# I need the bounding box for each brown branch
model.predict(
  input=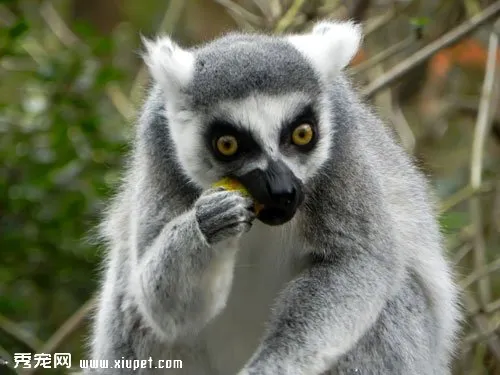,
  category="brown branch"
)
[39,1,80,47]
[460,257,500,290]
[248,0,281,22]
[214,0,263,27]
[439,182,494,214]
[463,293,500,362]
[468,296,500,317]
[129,0,186,104]
[446,224,474,254]
[0,314,43,352]
[351,36,414,75]
[362,0,413,38]
[38,0,134,121]
[0,344,19,374]
[452,242,473,266]
[274,0,307,34]
[469,21,500,307]
[23,296,97,375]
[389,97,415,153]
[361,1,500,99]
[471,23,500,195]
[463,321,500,346]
